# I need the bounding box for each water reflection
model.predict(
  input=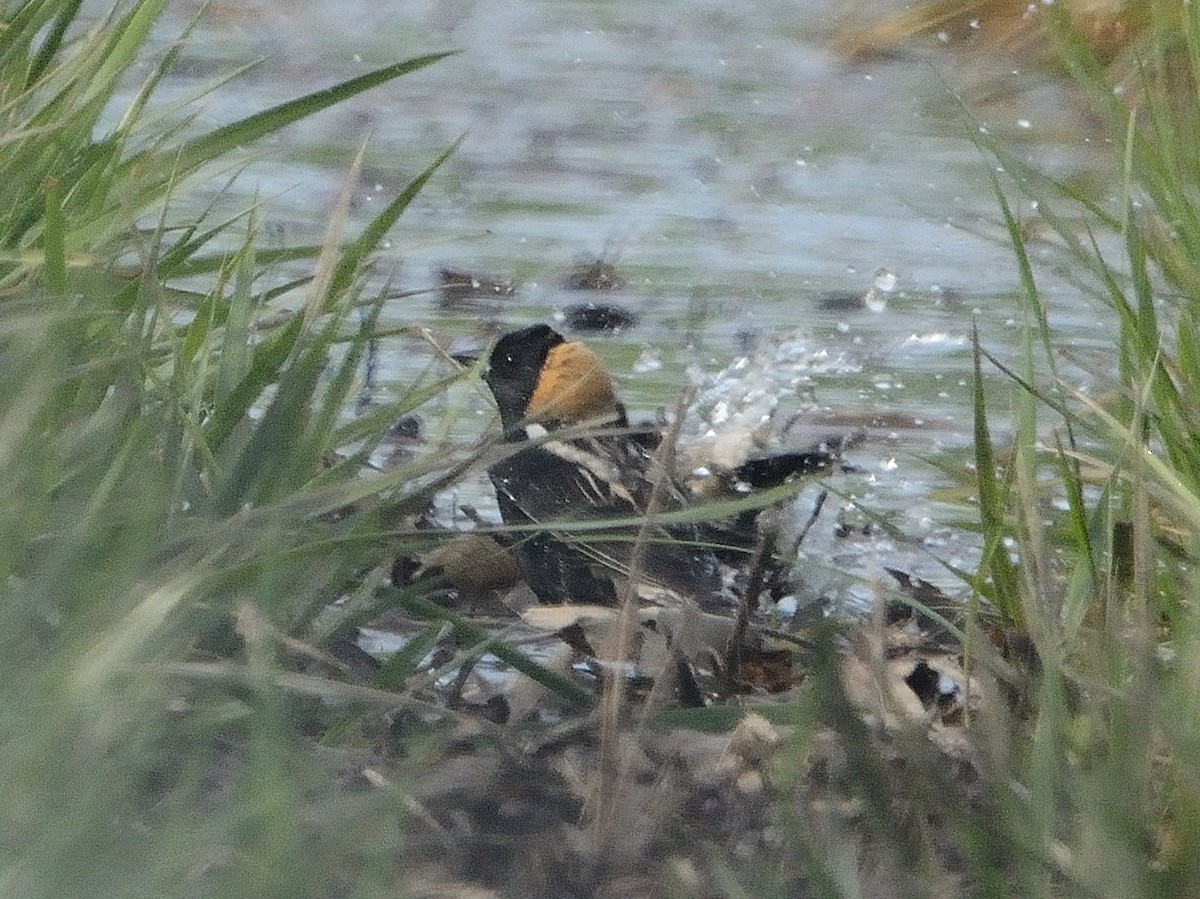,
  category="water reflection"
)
[138,0,1121,593]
